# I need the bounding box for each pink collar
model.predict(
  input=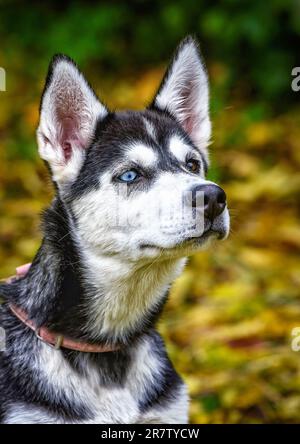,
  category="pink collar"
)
[4,264,119,353]
[9,303,119,353]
